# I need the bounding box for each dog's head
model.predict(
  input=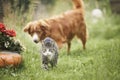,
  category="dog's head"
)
[23,20,50,43]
